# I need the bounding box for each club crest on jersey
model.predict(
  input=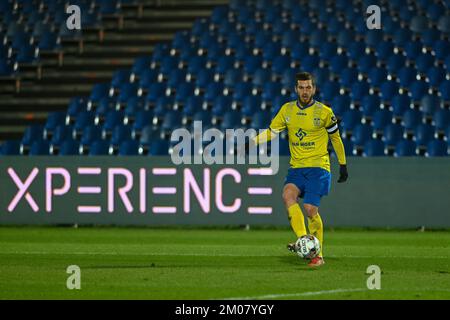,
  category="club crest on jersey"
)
[295,128,307,141]
[313,117,321,127]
